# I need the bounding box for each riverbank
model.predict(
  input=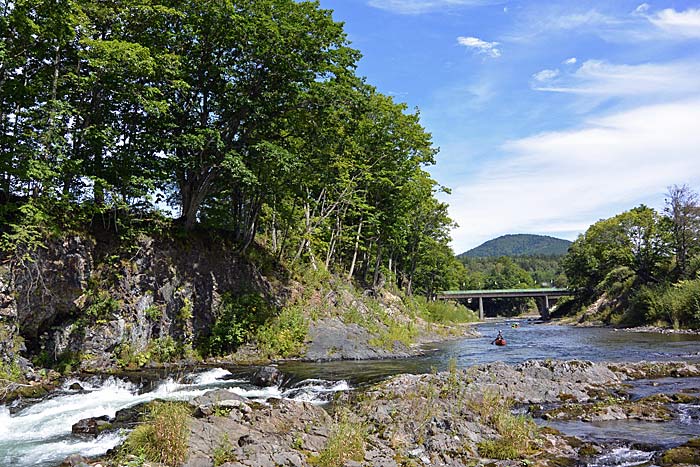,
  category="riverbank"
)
[0,230,479,403]
[49,359,700,467]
